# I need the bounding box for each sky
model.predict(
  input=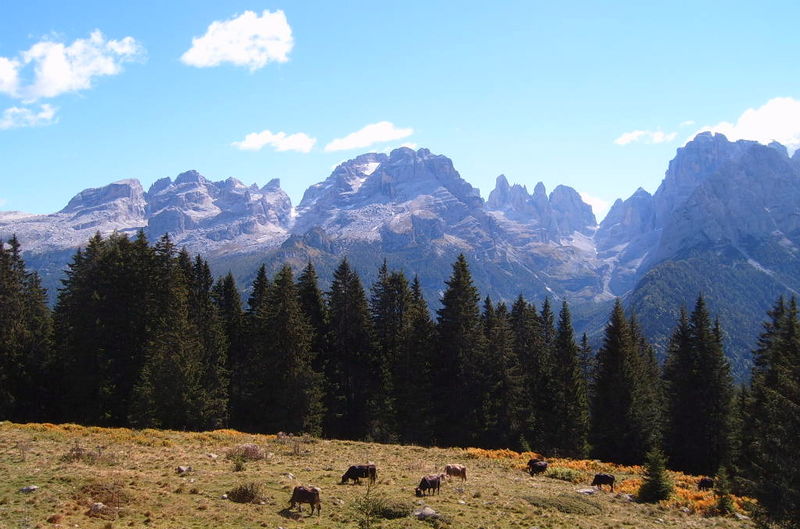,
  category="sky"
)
[2,1,800,220]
